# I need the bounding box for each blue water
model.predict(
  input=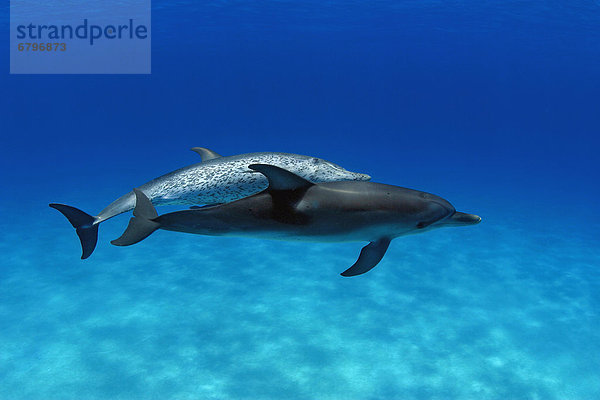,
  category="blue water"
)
[1,1,600,399]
